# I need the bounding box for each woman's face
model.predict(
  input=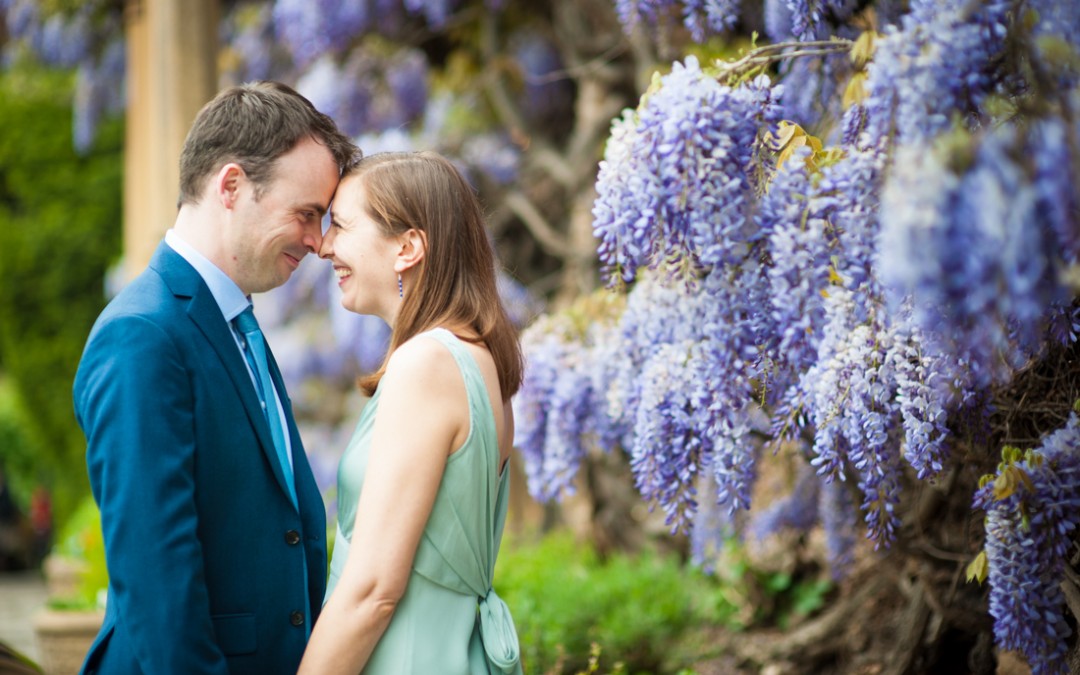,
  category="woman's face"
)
[320,175,401,320]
